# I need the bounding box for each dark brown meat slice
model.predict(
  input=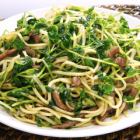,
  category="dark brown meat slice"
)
[25,46,36,57]
[33,35,41,43]
[71,77,81,87]
[30,33,41,43]
[115,57,127,68]
[53,121,78,129]
[99,109,115,121]
[130,87,138,97]
[124,87,138,97]
[52,91,70,111]
[0,48,17,60]
[107,47,119,58]
[125,76,137,83]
